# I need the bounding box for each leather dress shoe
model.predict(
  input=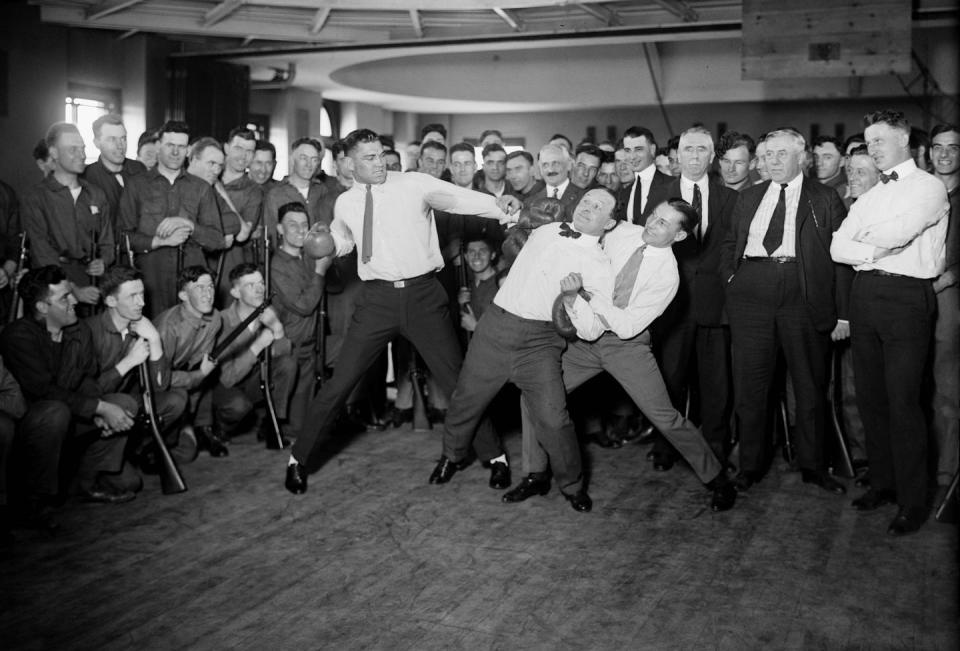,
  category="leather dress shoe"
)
[488,461,511,490]
[428,456,468,484]
[801,469,846,495]
[81,487,136,504]
[196,425,229,458]
[707,475,737,512]
[852,488,897,511]
[651,450,676,472]
[562,490,593,513]
[502,474,551,503]
[734,471,761,491]
[887,506,926,537]
[285,462,308,494]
